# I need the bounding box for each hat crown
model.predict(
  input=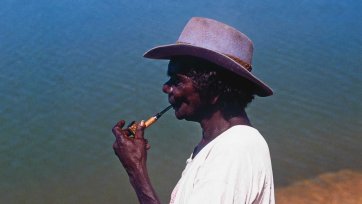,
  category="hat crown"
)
[178,17,253,66]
